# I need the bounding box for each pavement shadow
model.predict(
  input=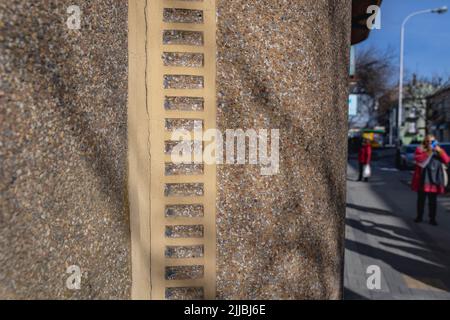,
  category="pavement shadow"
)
[343,287,369,300]
[346,218,427,249]
[346,203,393,216]
[346,238,450,291]
[346,155,450,296]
